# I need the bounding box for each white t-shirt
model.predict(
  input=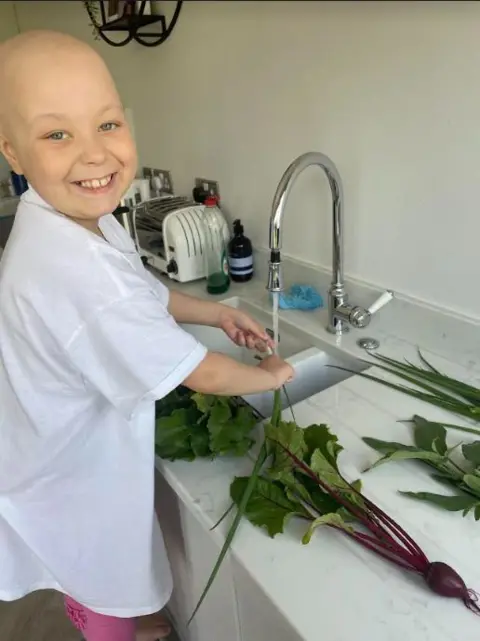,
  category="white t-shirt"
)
[0,188,207,616]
